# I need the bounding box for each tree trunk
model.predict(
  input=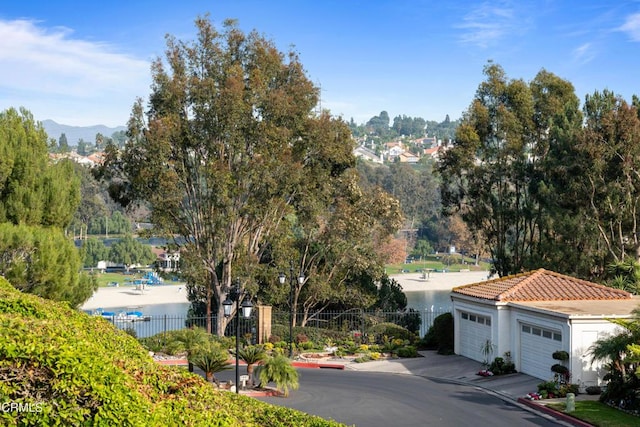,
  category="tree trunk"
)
[247,363,254,386]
